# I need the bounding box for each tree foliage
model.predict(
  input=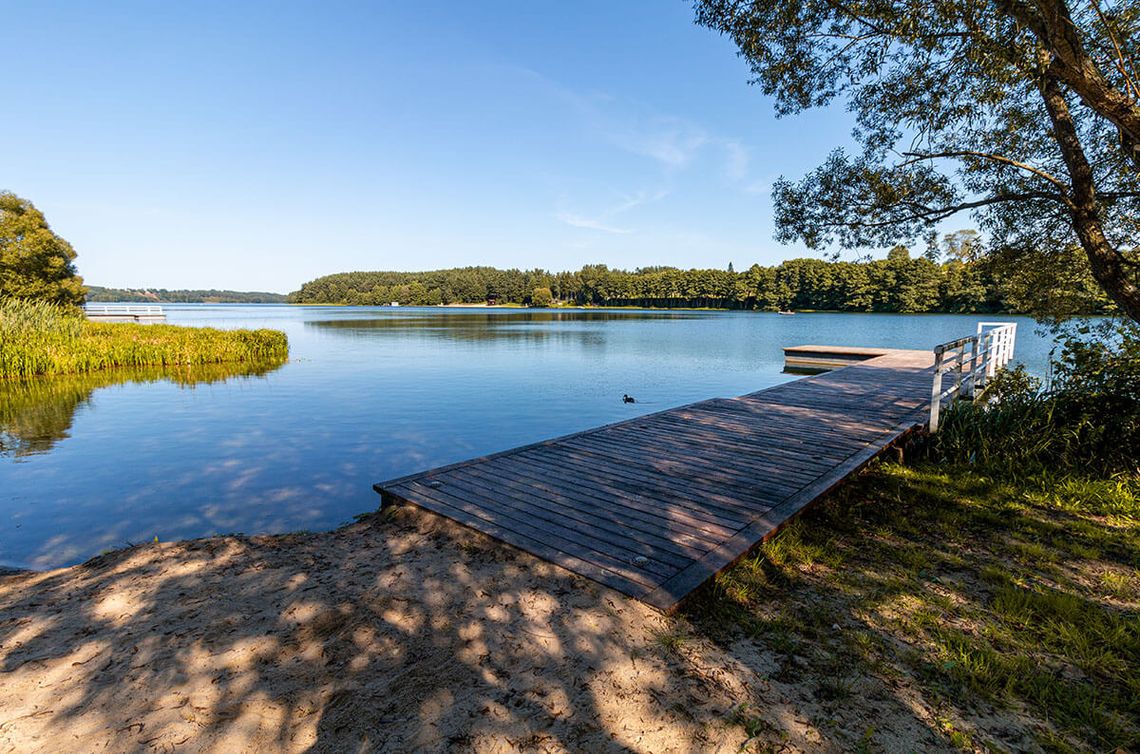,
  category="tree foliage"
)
[85,287,287,304]
[0,192,86,307]
[287,244,1110,315]
[530,287,554,307]
[694,0,1140,323]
